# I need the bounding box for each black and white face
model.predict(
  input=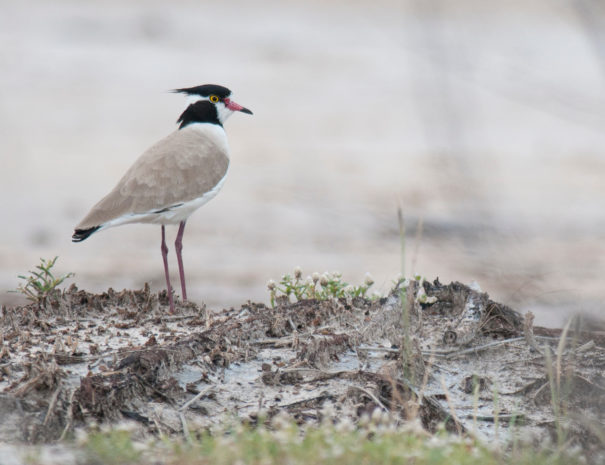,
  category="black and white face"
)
[185,93,252,125]
[174,84,252,129]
